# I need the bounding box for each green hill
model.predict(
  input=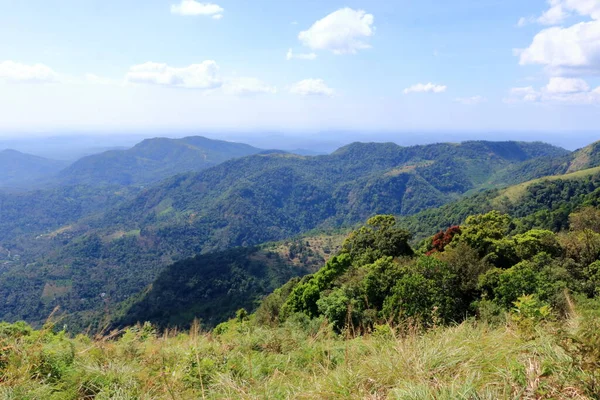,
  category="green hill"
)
[56,136,263,187]
[0,140,578,327]
[0,150,68,190]
[490,140,600,186]
[113,234,345,330]
[113,166,600,330]
[2,204,600,398]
